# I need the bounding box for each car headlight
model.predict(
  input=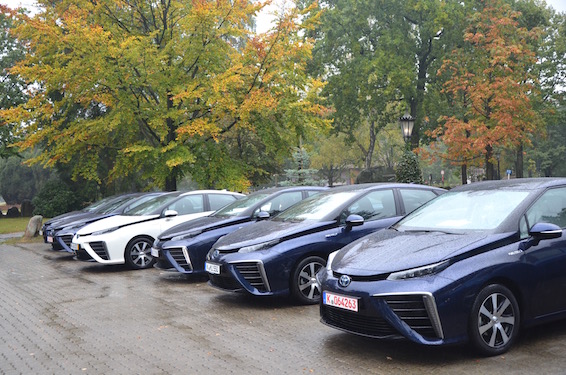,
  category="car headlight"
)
[91,227,119,236]
[326,250,339,272]
[387,260,450,280]
[238,239,279,253]
[171,230,202,241]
